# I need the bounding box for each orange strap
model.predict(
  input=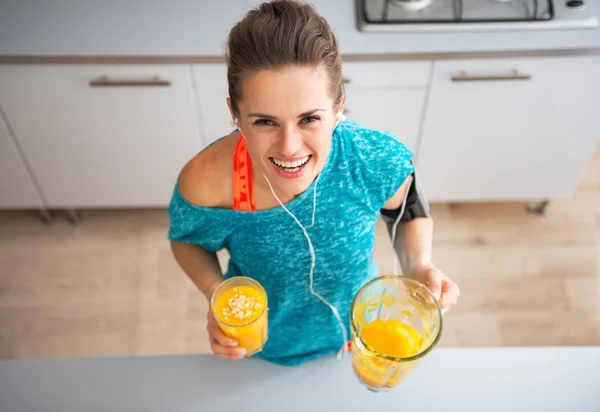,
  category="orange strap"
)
[233,137,256,212]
